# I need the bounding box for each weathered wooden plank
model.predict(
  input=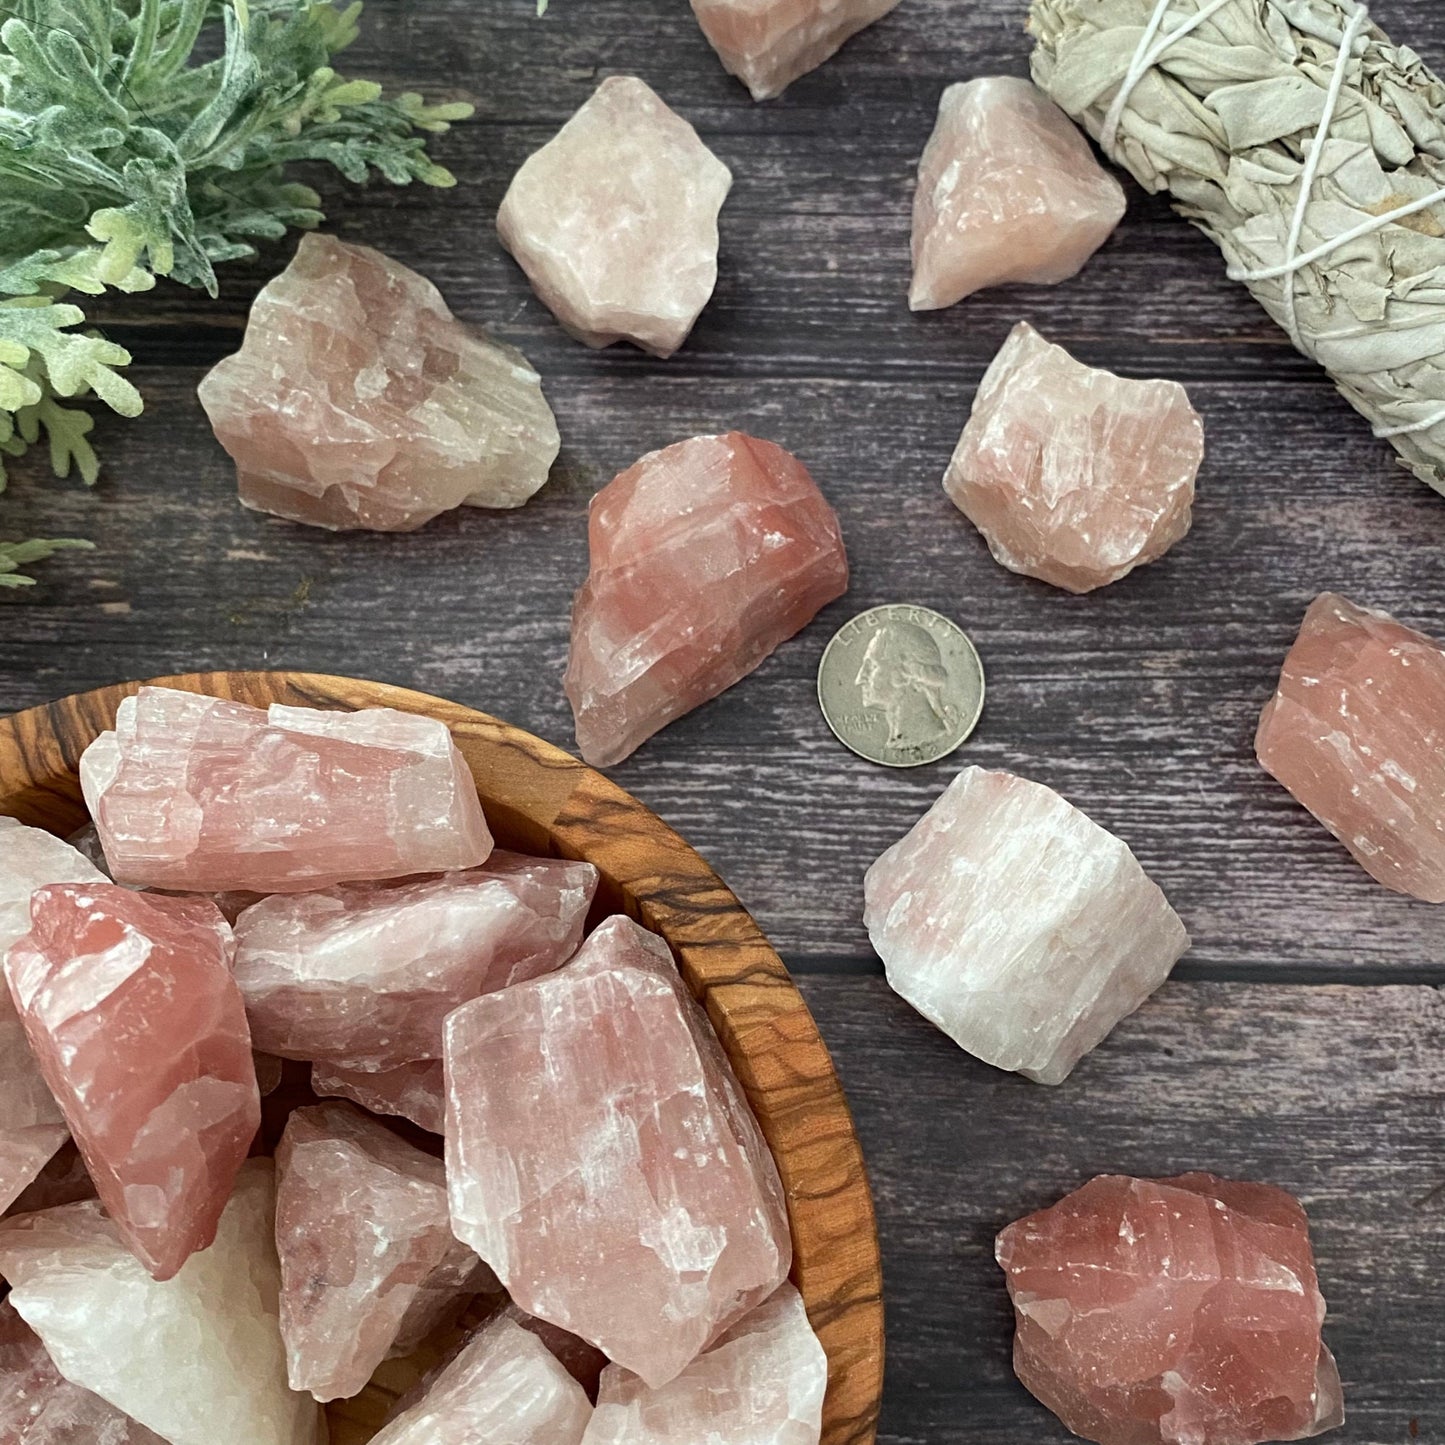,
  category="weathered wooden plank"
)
[797,975,1445,1444]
